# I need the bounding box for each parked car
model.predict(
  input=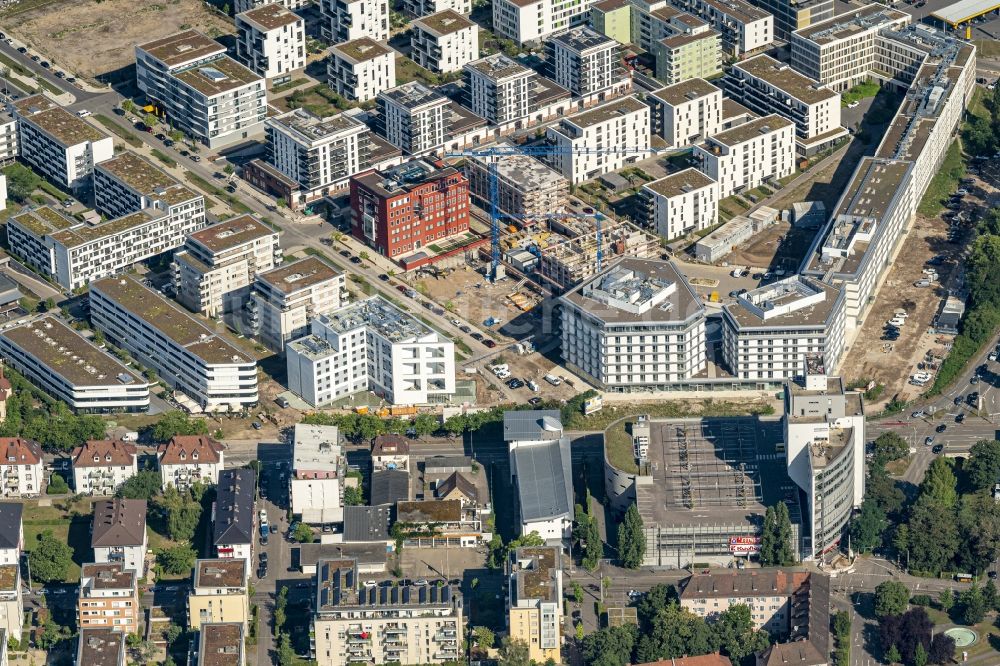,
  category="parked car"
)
[936,424,947,433]
[956,413,966,423]
[483,339,497,348]
[924,436,935,446]
[932,444,944,454]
